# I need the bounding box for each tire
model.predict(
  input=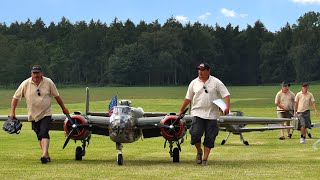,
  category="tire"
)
[117,154,123,165]
[75,146,83,160]
[172,147,179,162]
